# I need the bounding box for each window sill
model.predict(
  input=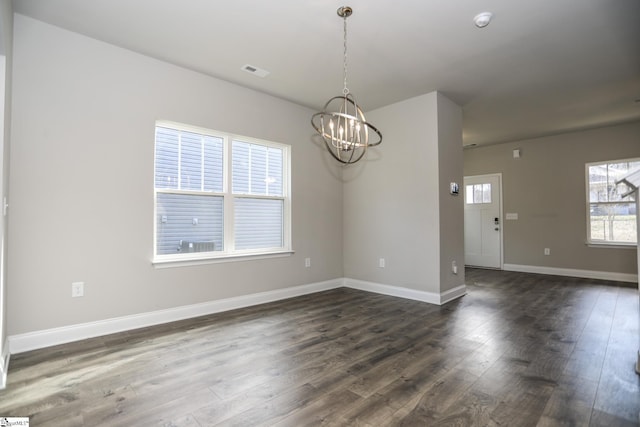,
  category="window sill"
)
[152,250,295,268]
[586,241,637,249]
